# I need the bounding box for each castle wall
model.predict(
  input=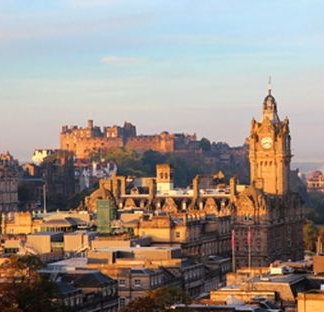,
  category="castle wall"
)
[60,121,200,158]
[126,135,172,152]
